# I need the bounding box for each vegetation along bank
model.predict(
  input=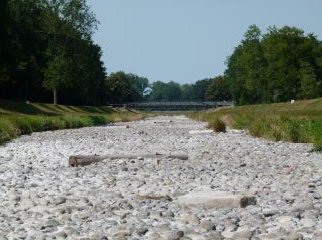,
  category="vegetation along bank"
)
[0,99,148,144]
[187,98,322,151]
